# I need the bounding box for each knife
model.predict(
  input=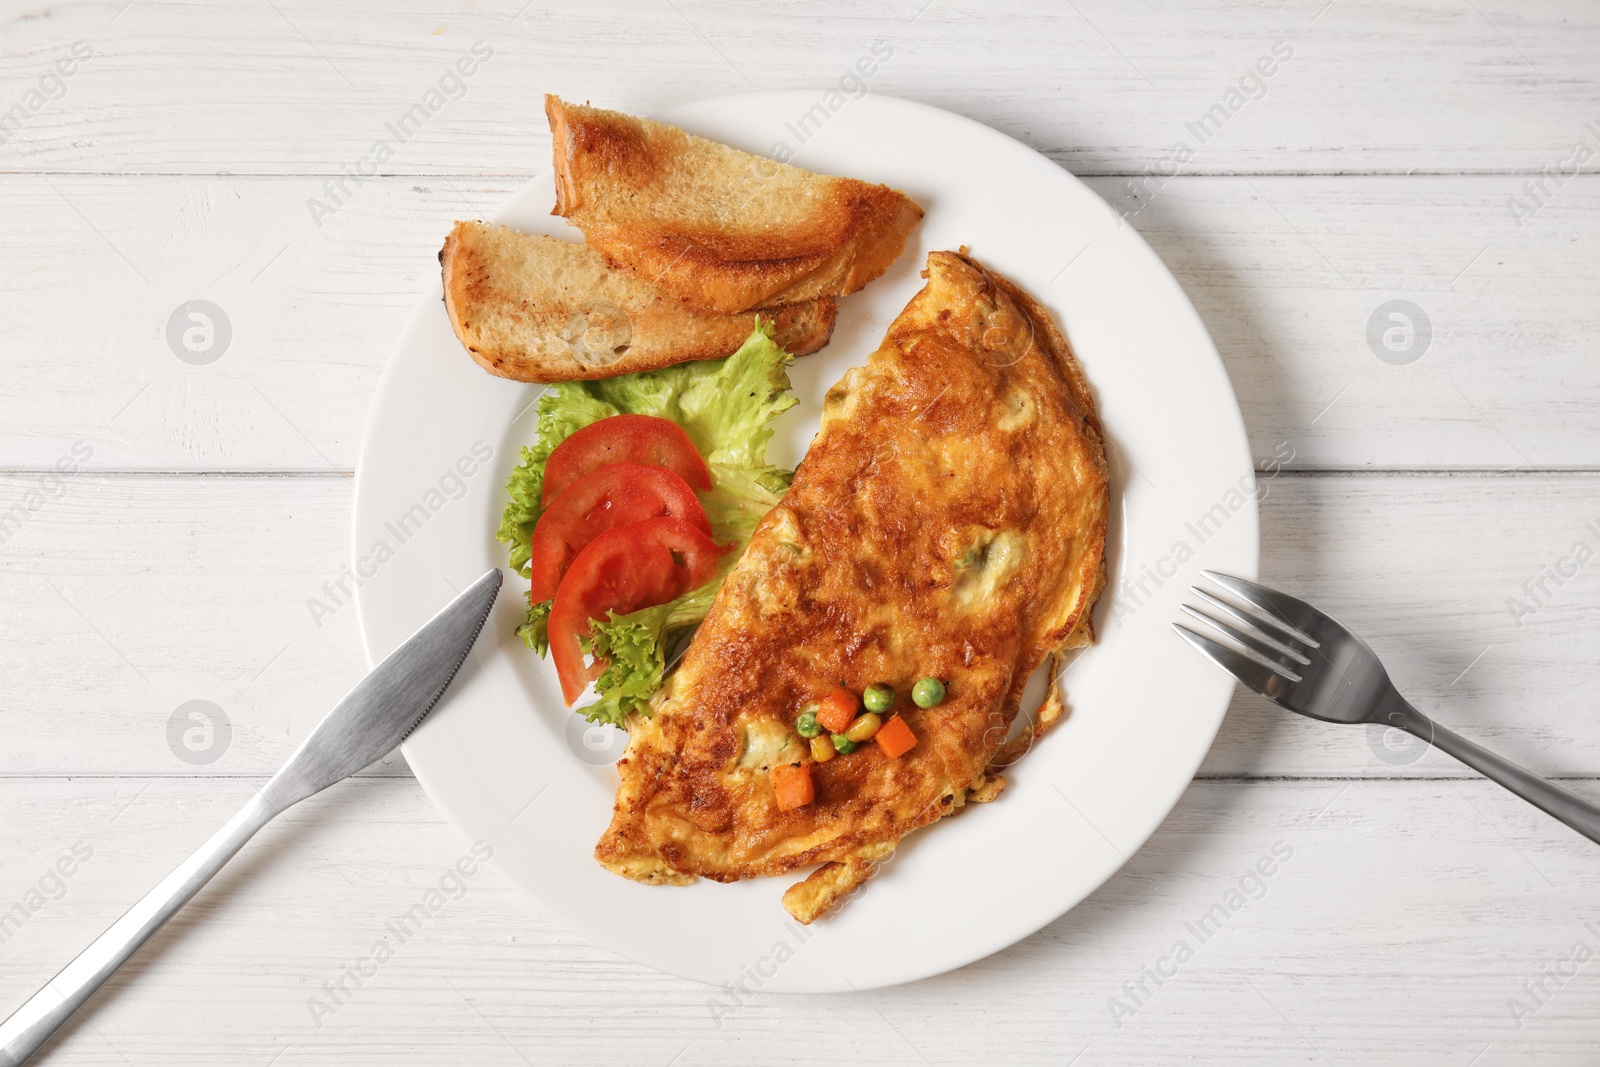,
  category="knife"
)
[0,567,502,1066]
